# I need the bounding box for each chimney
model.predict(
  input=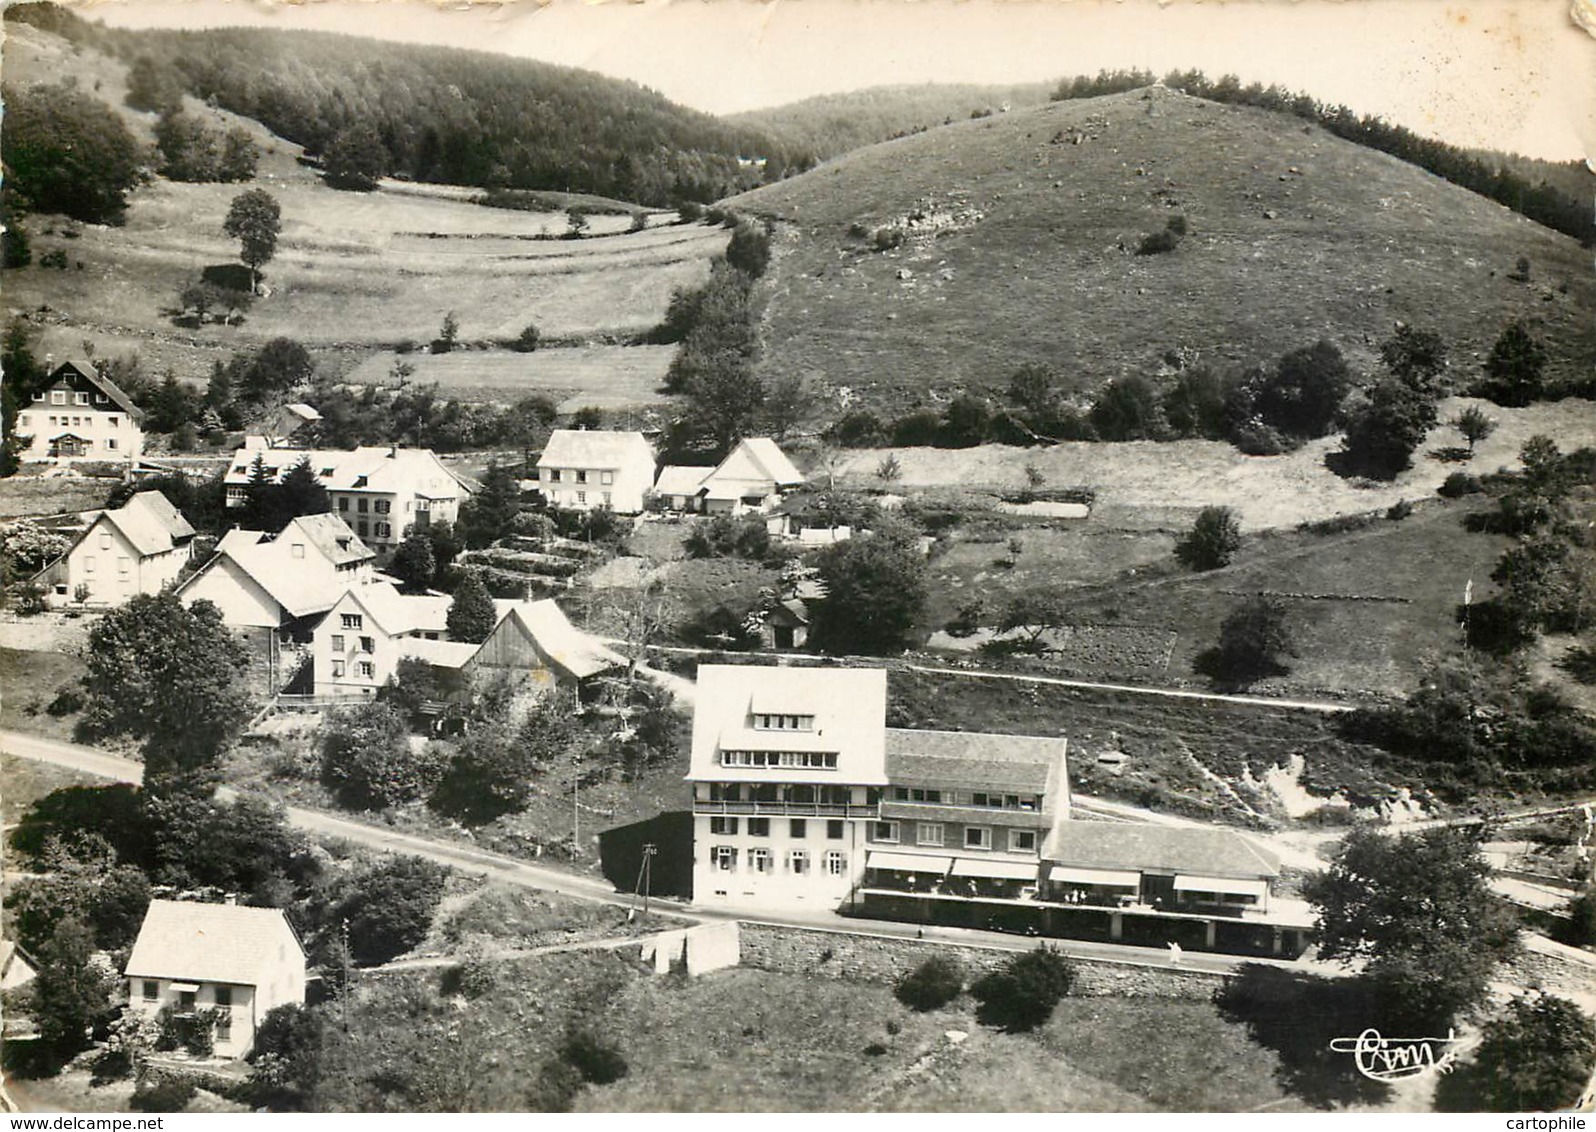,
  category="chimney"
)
[389,445,398,459]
